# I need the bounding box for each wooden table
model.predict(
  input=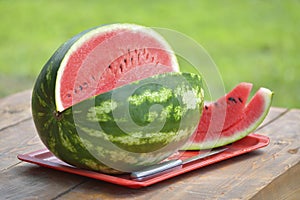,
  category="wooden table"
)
[1,90,299,199]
